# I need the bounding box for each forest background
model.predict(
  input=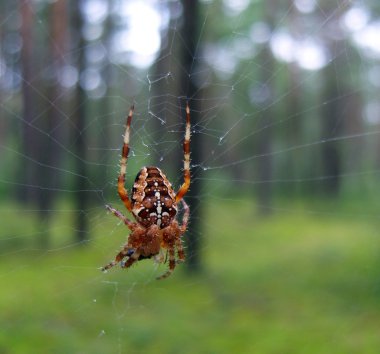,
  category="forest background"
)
[1,1,380,353]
